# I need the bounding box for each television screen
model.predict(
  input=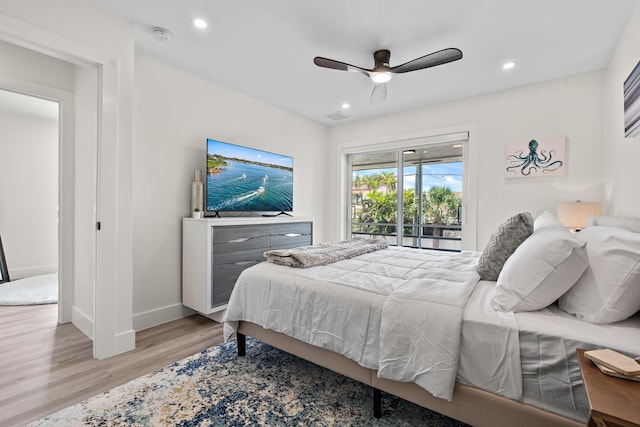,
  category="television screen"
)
[205,139,293,213]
